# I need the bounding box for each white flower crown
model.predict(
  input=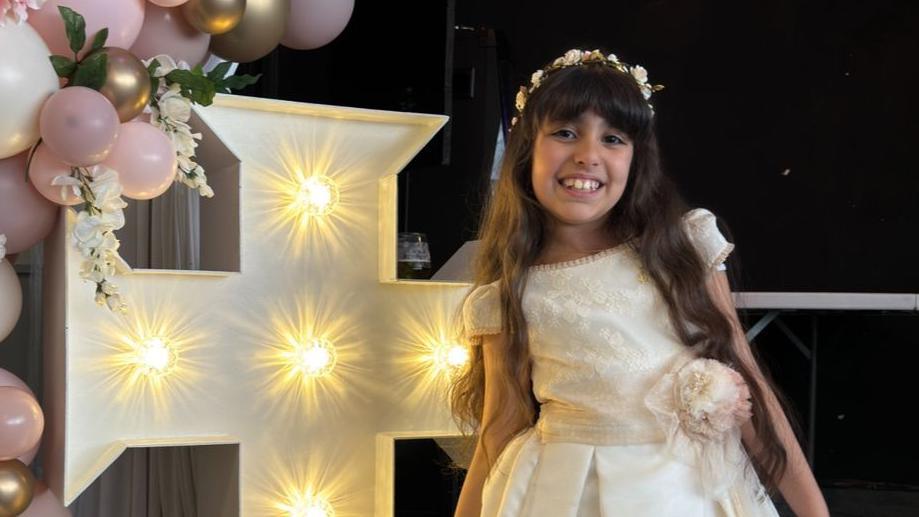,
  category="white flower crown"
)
[511,49,665,127]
